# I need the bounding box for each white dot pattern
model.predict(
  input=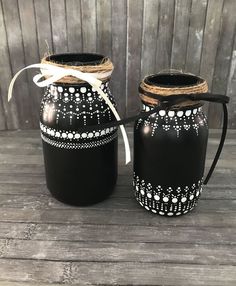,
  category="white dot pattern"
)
[137,104,208,137]
[40,82,118,150]
[133,173,203,216]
